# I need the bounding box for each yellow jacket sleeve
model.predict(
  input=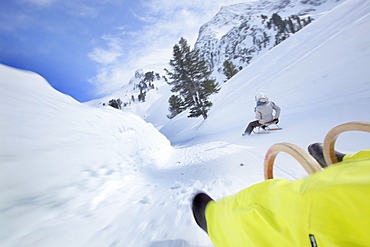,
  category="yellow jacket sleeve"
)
[205,152,370,247]
[343,149,370,162]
